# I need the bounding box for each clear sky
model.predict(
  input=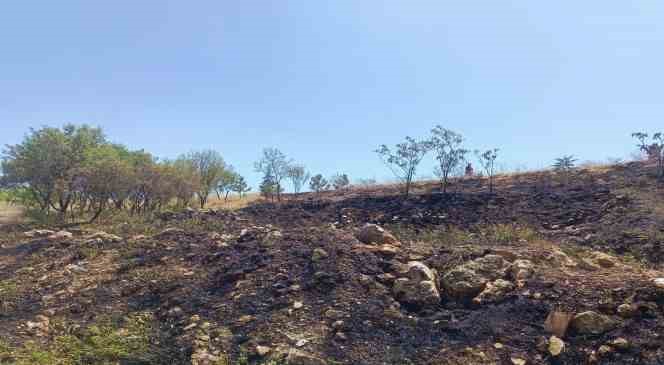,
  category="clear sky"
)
[2,1,663,186]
